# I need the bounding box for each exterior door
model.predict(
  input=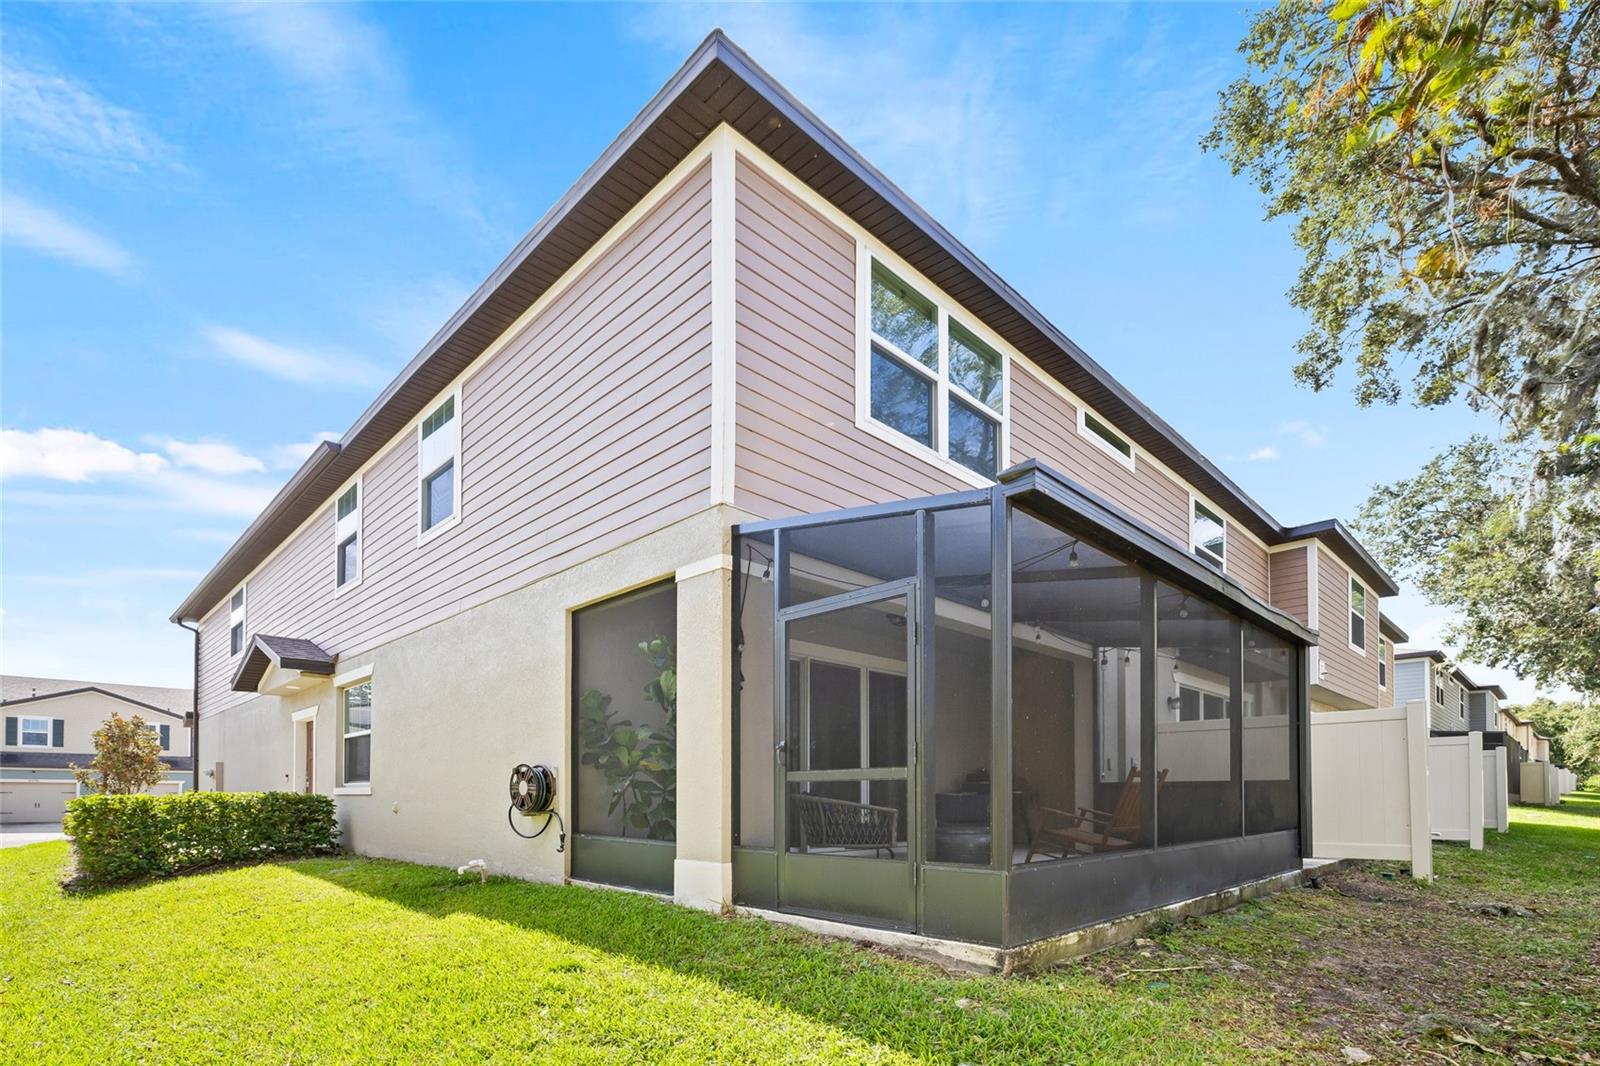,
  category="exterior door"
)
[303,722,314,794]
[776,581,917,929]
